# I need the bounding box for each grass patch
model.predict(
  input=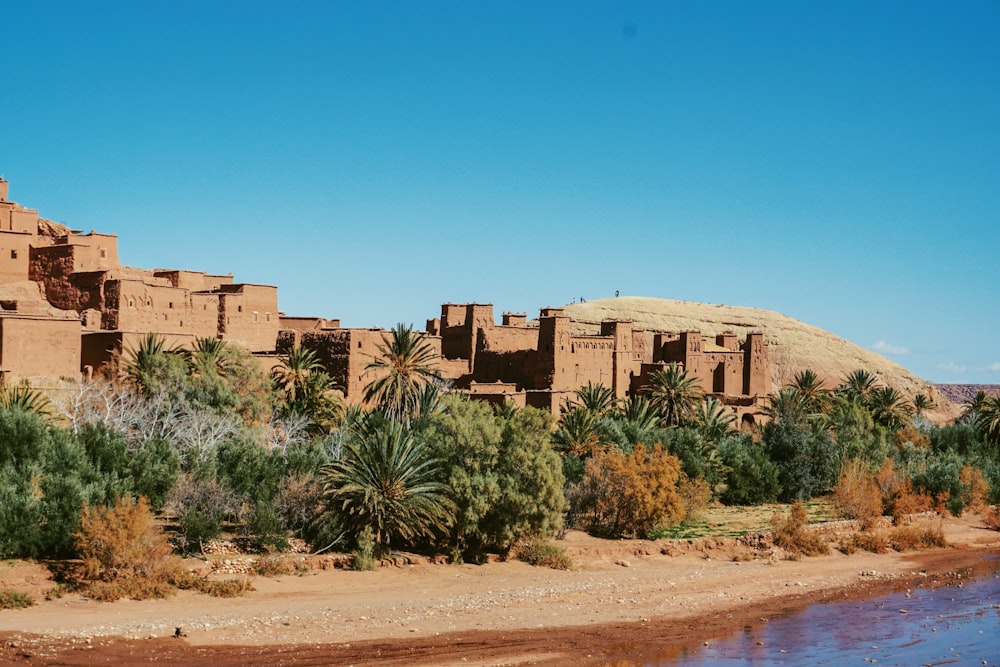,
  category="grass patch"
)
[648,520,710,540]
[0,589,35,610]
